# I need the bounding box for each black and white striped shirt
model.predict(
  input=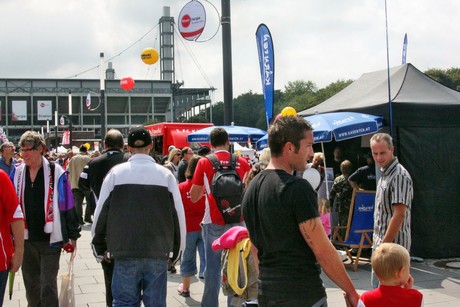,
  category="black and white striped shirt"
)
[373,158,413,251]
